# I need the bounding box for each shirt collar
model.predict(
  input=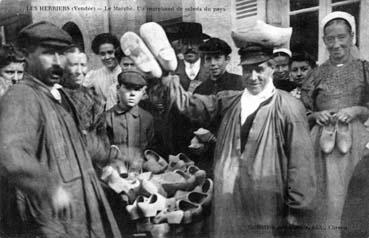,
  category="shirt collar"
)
[184,58,201,80]
[243,77,275,100]
[49,83,63,103]
[114,104,139,117]
[184,58,201,68]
